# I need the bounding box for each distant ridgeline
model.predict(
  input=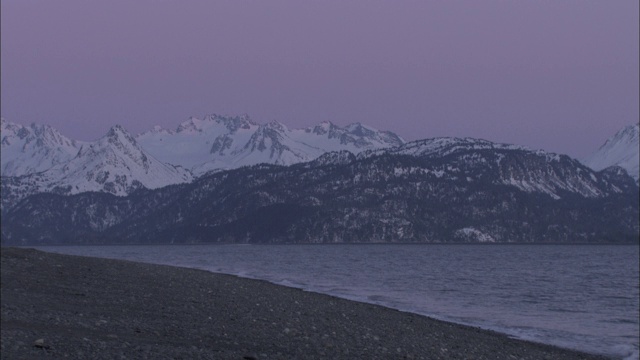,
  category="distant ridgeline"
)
[2,138,638,245]
[1,117,638,244]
